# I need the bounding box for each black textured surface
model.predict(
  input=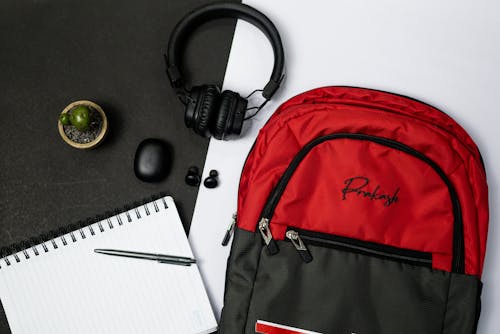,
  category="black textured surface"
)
[0,0,238,332]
